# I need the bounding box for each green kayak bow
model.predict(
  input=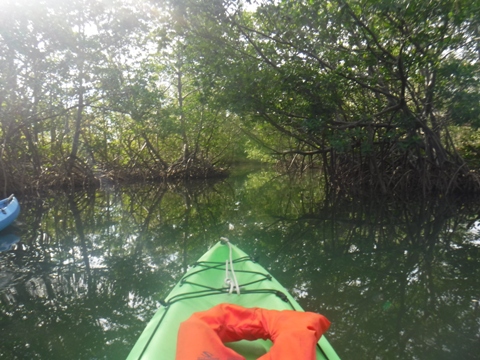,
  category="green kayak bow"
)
[127,240,340,360]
